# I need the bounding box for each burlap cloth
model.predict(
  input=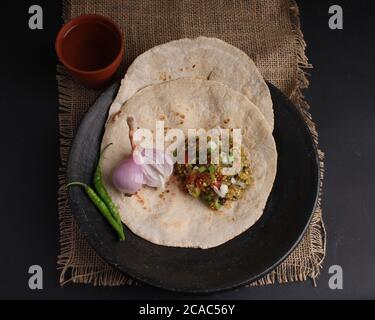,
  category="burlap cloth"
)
[57,0,325,287]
